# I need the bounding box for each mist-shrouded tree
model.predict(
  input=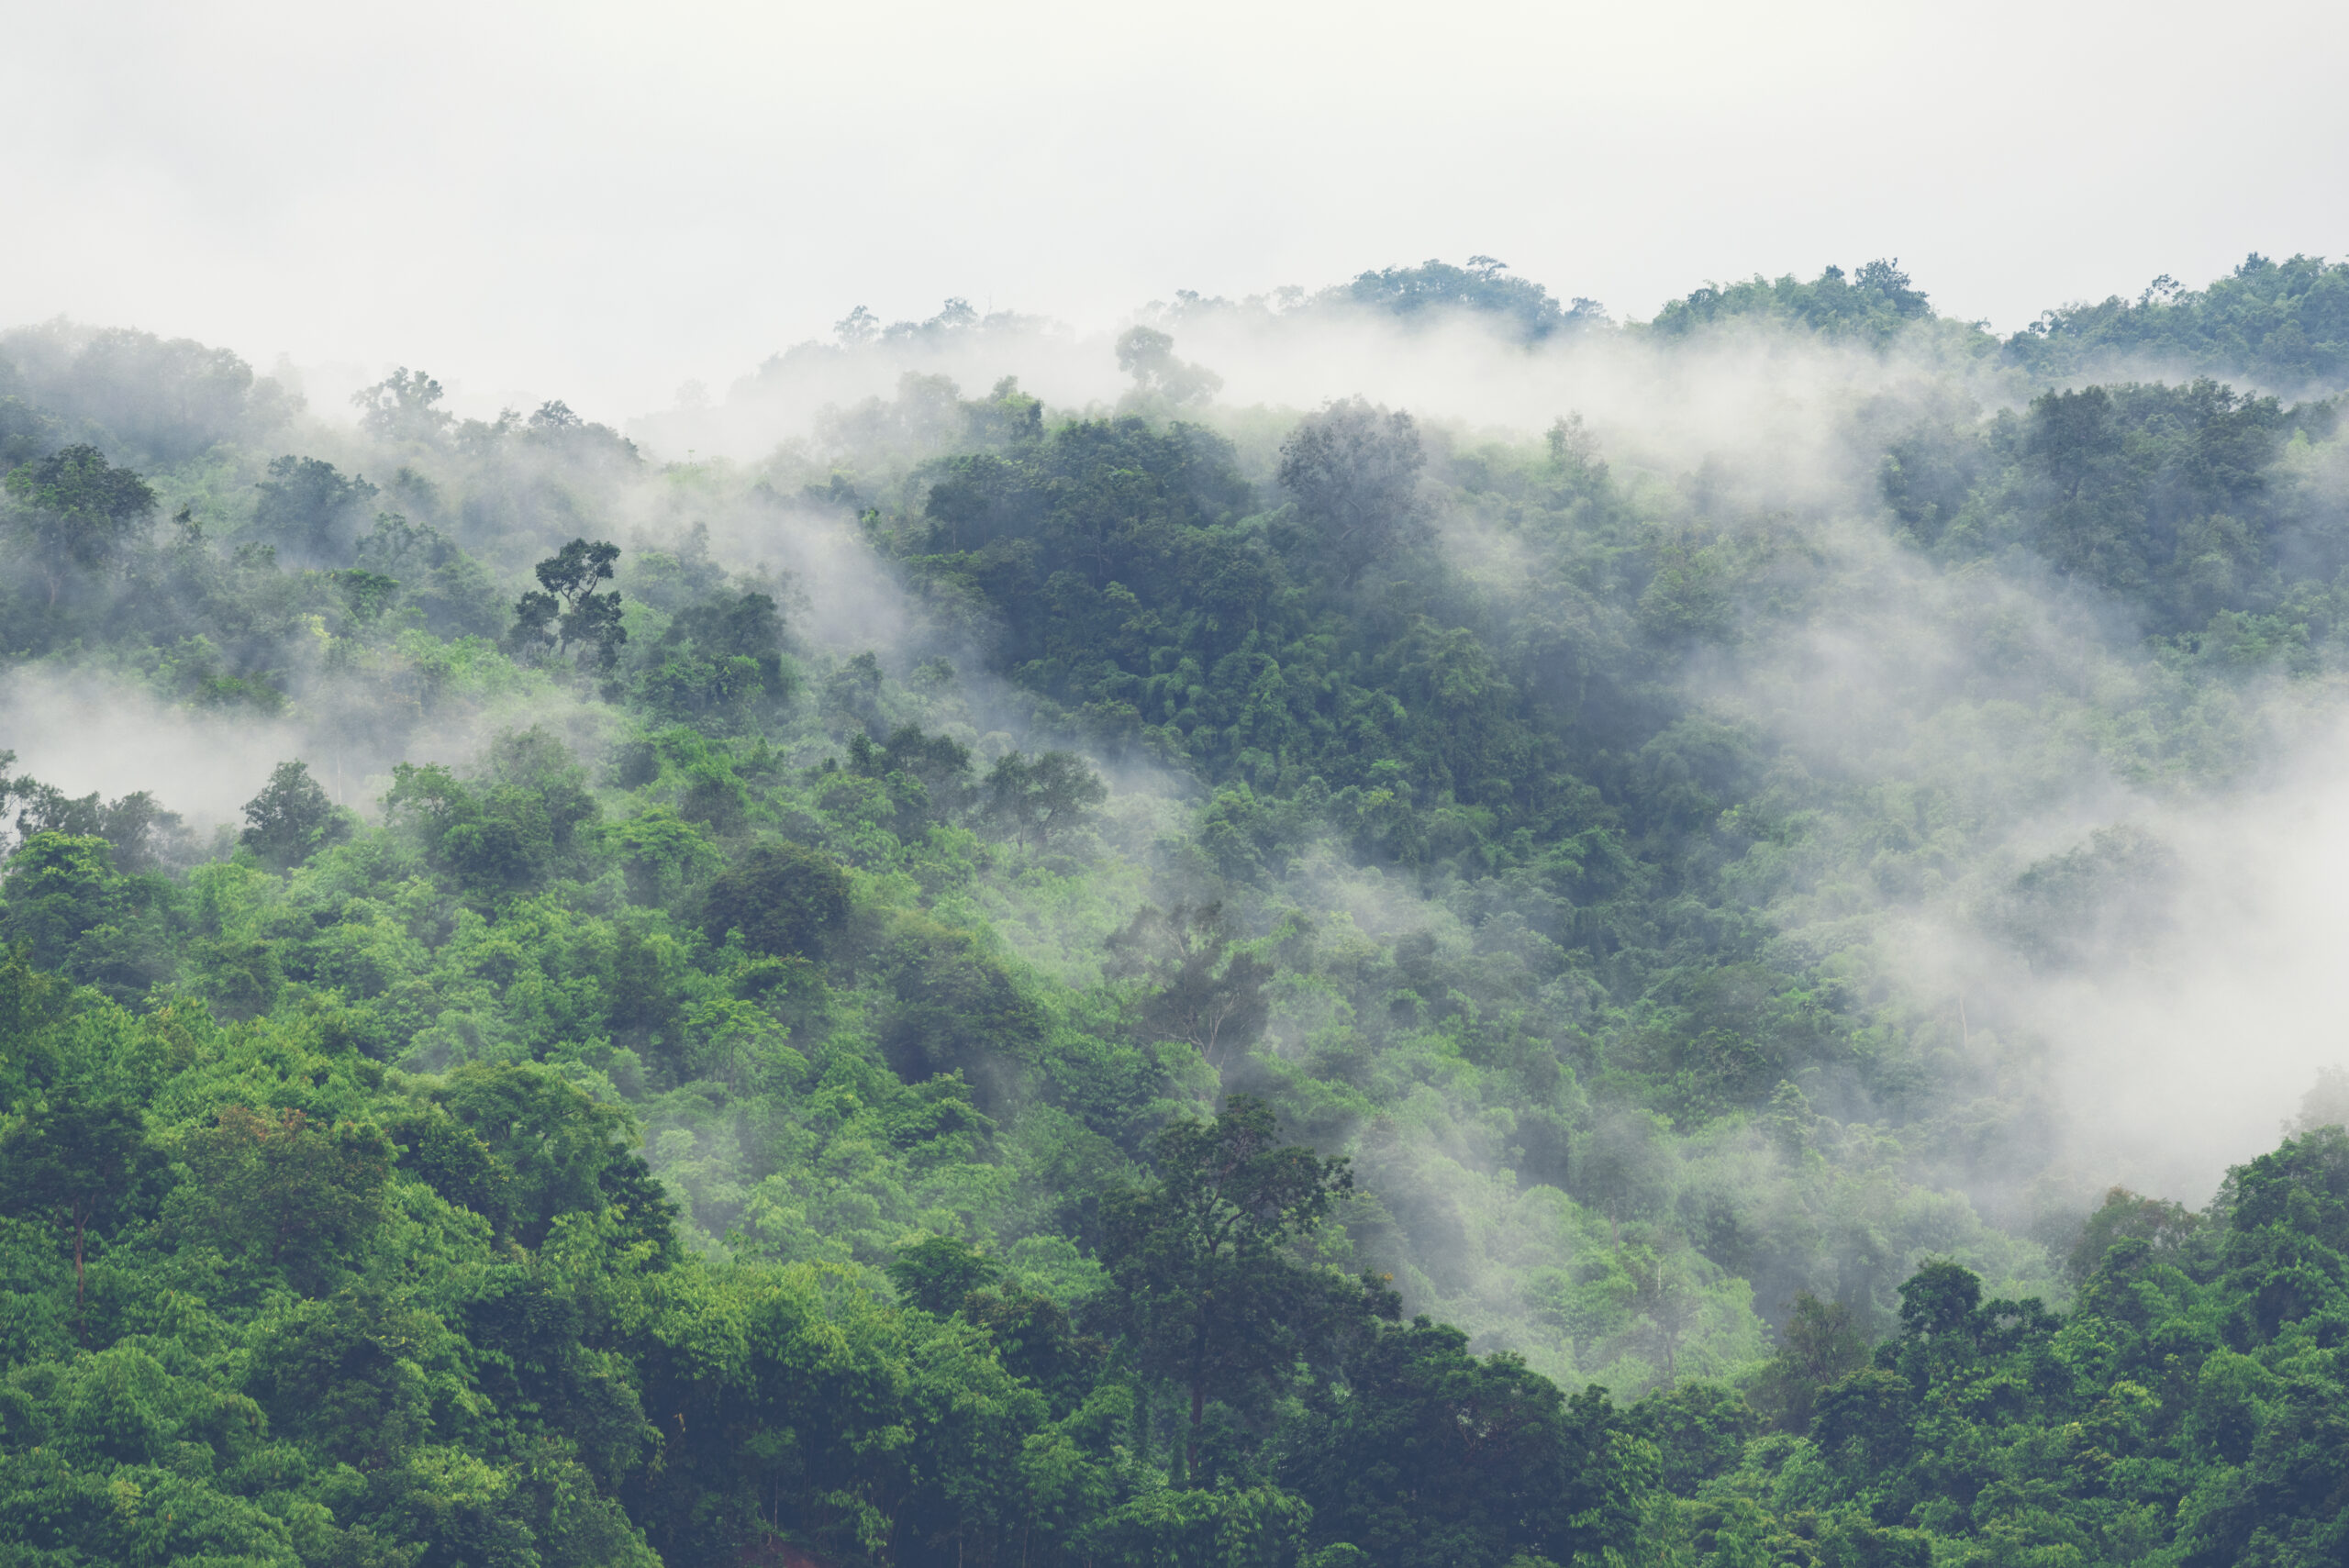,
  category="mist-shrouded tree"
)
[1276,398,1427,585]
[240,760,352,871]
[1097,1095,1354,1481]
[1108,901,1274,1069]
[1747,1290,1870,1430]
[0,756,184,873]
[1335,255,1607,343]
[512,536,627,669]
[984,749,1105,849]
[354,509,507,637]
[1115,326,1224,407]
[351,366,452,444]
[0,393,61,470]
[525,398,642,467]
[846,723,975,827]
[251,453,377,564]
[1,443,155,602]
